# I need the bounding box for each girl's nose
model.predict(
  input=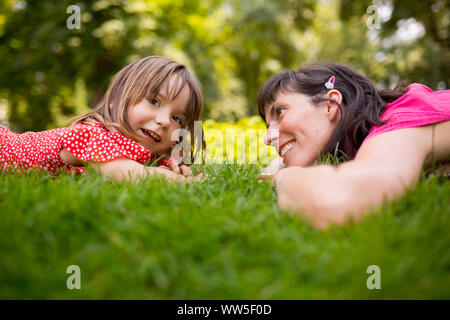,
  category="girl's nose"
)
[264,128,279,147]
[156,110,171,127]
